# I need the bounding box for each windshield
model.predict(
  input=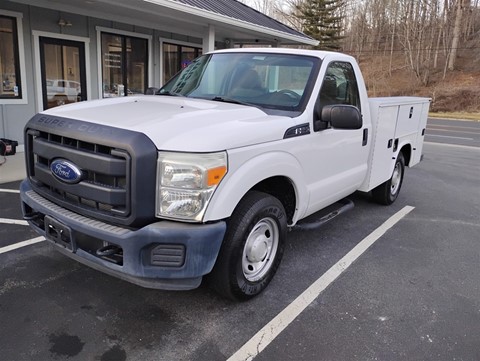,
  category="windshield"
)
[158,52,320,114]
